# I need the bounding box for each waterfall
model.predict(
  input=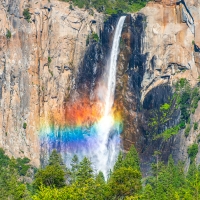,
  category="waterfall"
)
[104,16,126,116]
[40,16,126,179]
[94,16,126,177]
